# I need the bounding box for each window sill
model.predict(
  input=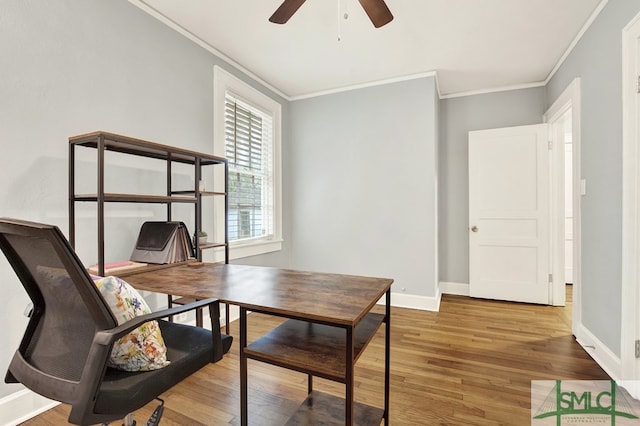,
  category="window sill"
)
[229,238,283,260]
